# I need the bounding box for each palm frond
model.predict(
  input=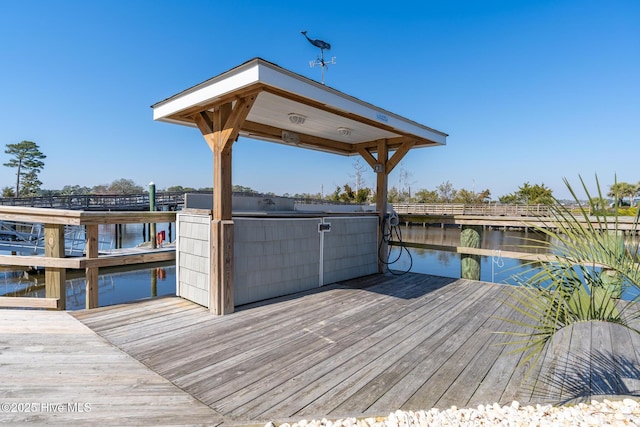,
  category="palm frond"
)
[497,175,640,373]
